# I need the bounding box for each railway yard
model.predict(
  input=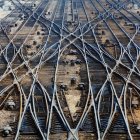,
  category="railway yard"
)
[1,0,140,139]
